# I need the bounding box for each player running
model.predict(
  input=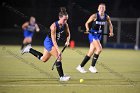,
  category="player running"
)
[21,16,40,50]
[22,7,71,81]
[76,3,114,73]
